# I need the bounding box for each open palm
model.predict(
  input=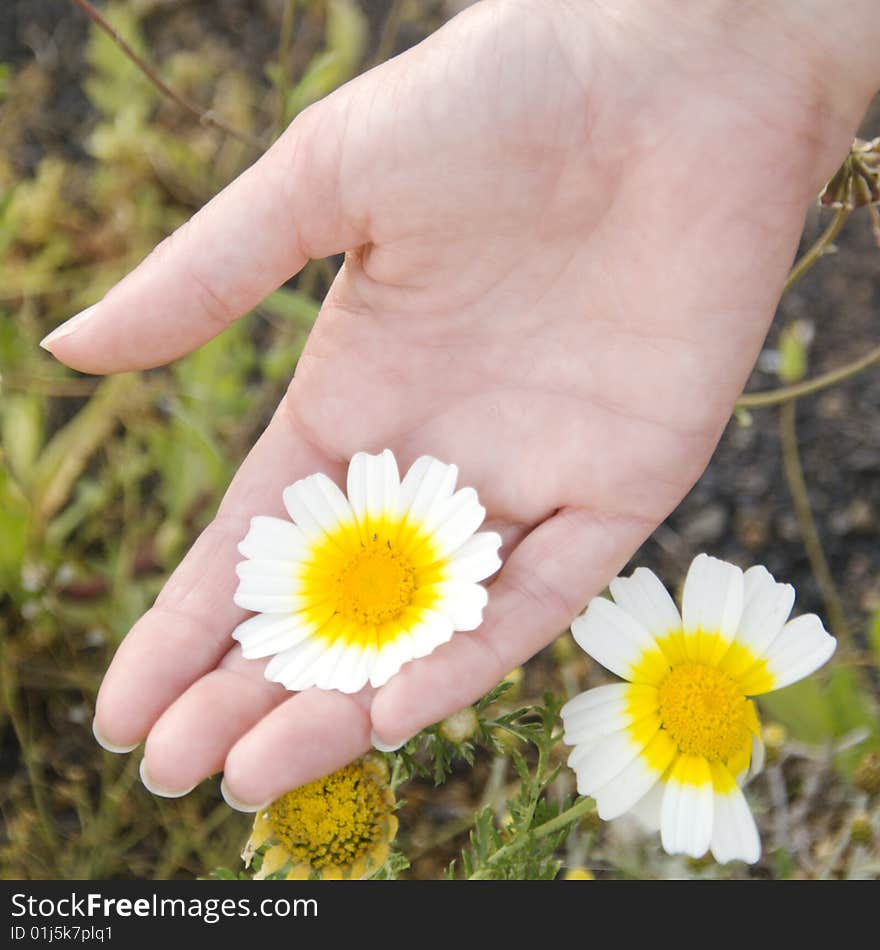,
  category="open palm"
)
[45,0,872,806]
